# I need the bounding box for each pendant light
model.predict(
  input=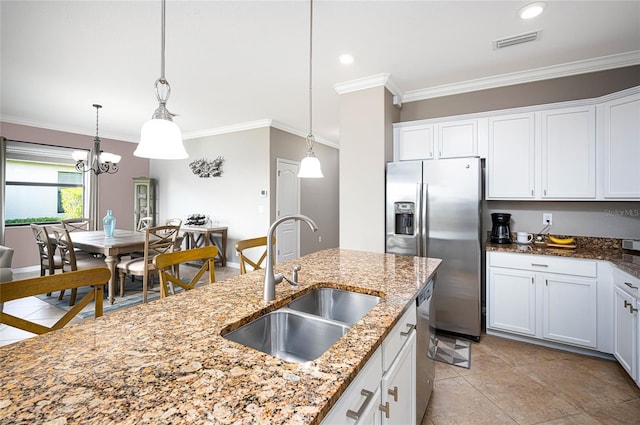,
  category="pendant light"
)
[135,0,188,160]
[297,0,323,178]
